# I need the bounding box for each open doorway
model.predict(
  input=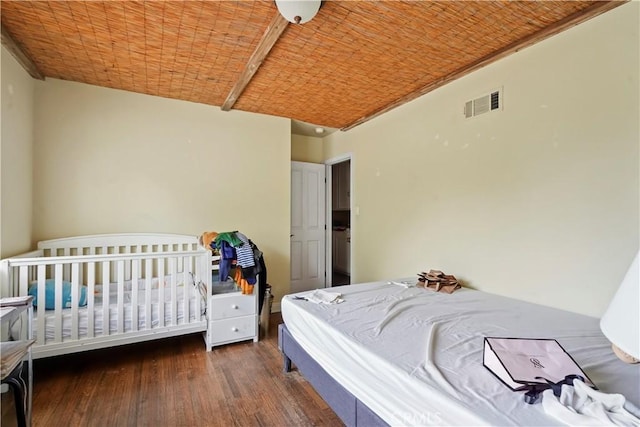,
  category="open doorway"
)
[329,159,351,286]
